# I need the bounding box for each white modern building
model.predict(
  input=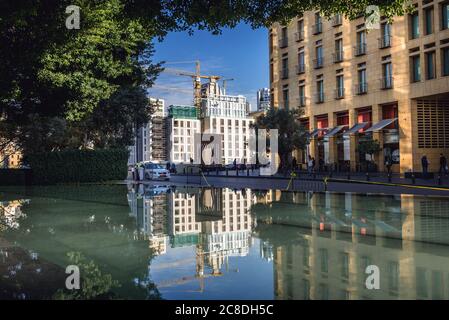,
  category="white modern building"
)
[201,82,255,165]
[128,98,167,165]
[167,105,202,164]
[256,88,271,112]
